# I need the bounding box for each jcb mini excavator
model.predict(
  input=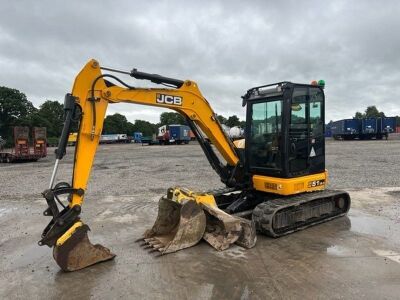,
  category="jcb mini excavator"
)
[39,59,350,271]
